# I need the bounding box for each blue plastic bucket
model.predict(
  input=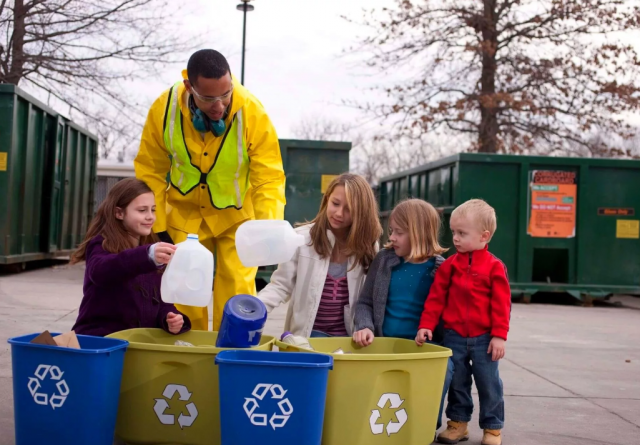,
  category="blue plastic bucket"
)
[8,333,128,445]
[216,294,267,348]
[215,350,332,445]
